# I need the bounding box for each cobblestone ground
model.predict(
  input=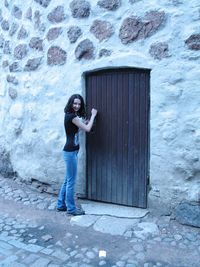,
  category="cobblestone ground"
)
[0,176,200,267]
